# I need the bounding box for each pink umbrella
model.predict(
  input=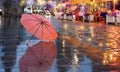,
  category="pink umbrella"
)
[20,14,58,42]
[19,41,57,72]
